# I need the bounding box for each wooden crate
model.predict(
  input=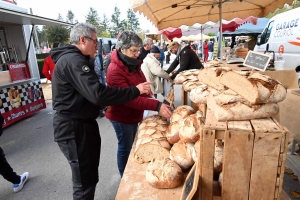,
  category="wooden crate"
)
[198,110,289,200]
